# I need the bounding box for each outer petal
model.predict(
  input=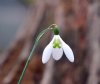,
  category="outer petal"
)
[58,36,74,62]
[52,48,63,60]
[42,43,52,64]
[42,36,55,64]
